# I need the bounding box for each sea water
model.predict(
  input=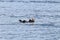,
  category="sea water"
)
[0,0,60,40]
